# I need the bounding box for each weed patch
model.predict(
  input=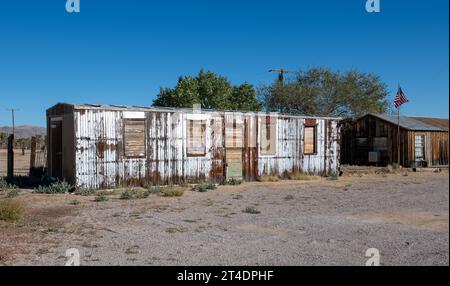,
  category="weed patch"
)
[242,207,261,214]
[34,181,72,194]
[0,200,25,222]
[257,175,279,182]
[94,191,109,202]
